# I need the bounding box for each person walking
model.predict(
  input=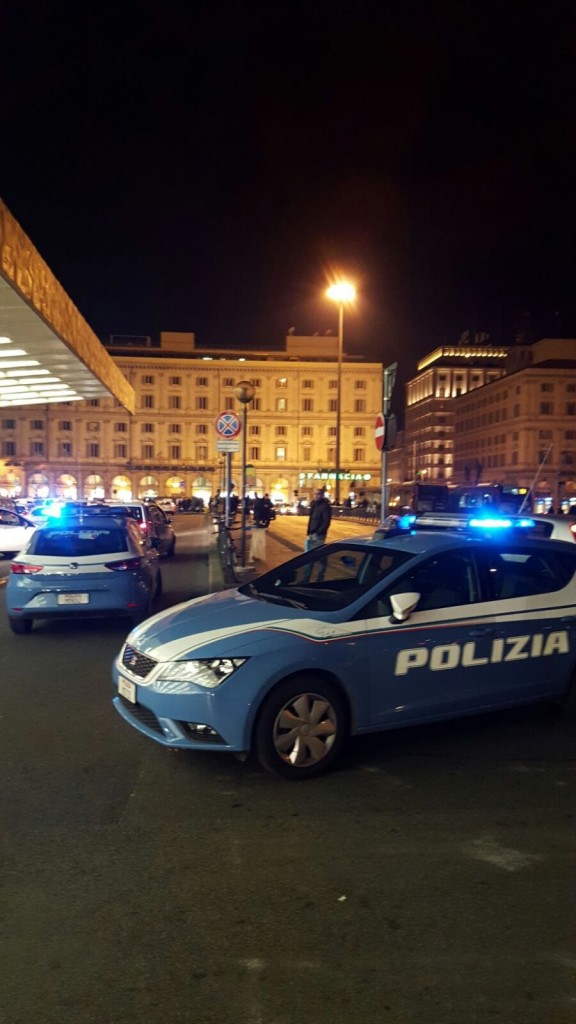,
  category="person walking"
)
[306,488,332,550]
